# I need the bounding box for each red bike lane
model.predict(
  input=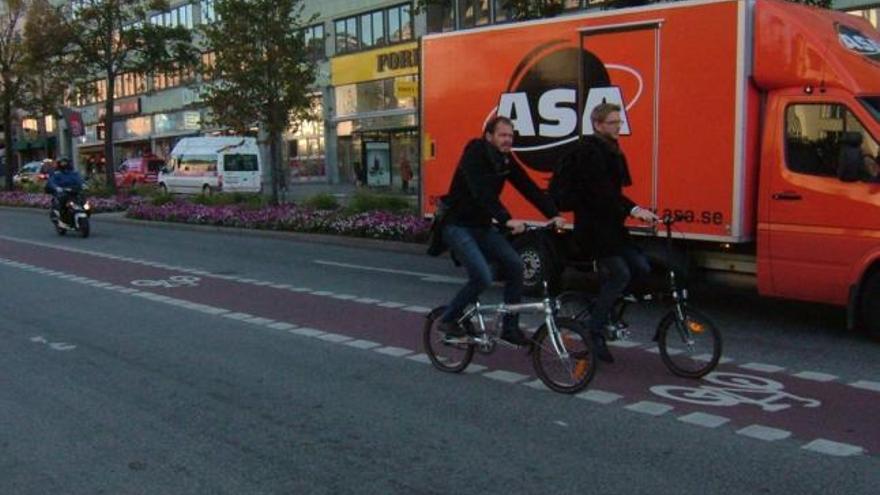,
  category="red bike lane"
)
[2,236,877,456]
